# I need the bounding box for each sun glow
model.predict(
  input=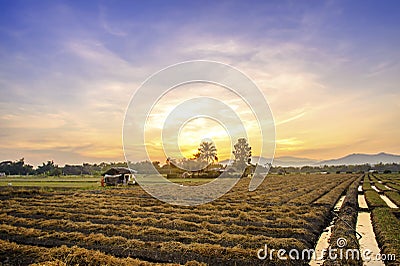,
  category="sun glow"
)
[178,117,231,160]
